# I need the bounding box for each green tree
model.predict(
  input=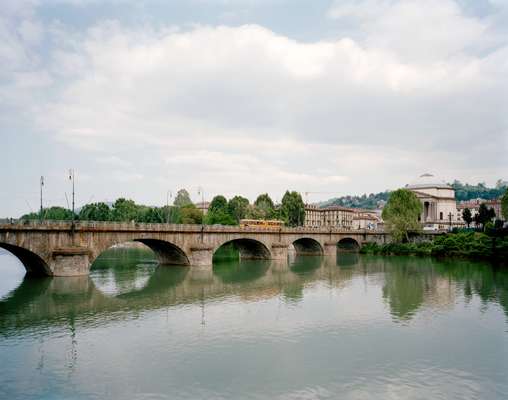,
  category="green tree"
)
[280,191,305,227]
[502,188,508,221]
[22,206,75,221]
[206,195,235,225]
[228,196,250,223]
[78,202,111,221]
[253,193,275,219]
[475,203,495,230]
[173,189,192,207]
[382,189,423,242]
[180,204,203,224]
[462,208,472,228]
[111,198,139,222]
